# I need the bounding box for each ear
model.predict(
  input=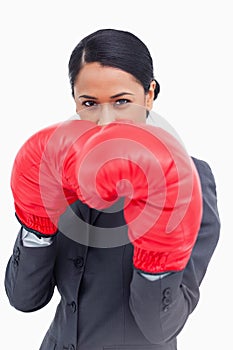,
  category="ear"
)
[145,80,156,110]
